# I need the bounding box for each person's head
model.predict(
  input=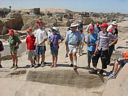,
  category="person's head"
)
[26,27,33,35]
[35,19,44,29]
[70,23,78,32]
[112,21,118,28]
[89,25,94,34]
[51,27,58,34]
[100,23,108,32]
[8,29,15,37]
